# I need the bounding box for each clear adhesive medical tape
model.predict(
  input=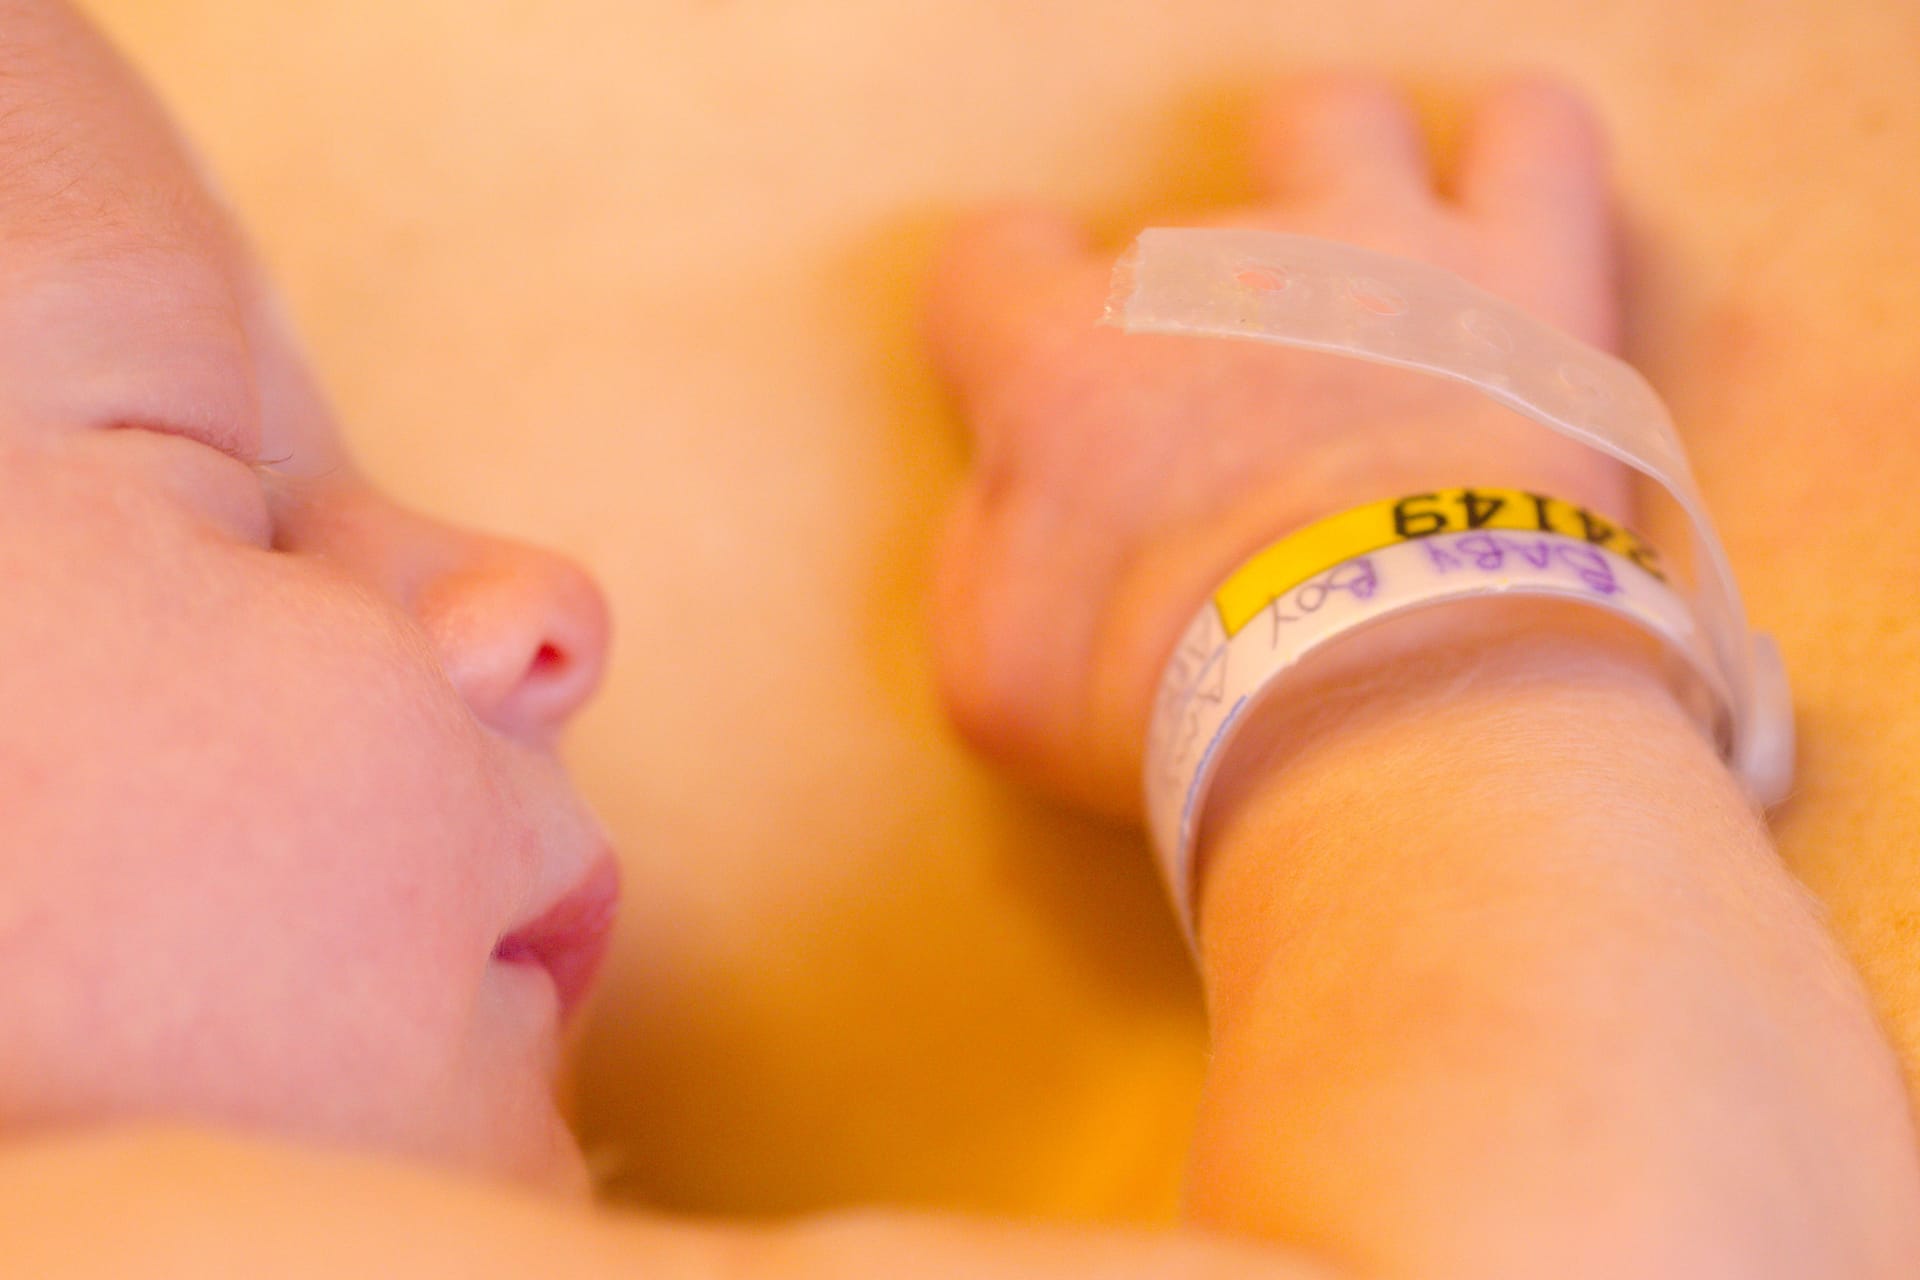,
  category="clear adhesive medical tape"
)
[1110,230,1794,933]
